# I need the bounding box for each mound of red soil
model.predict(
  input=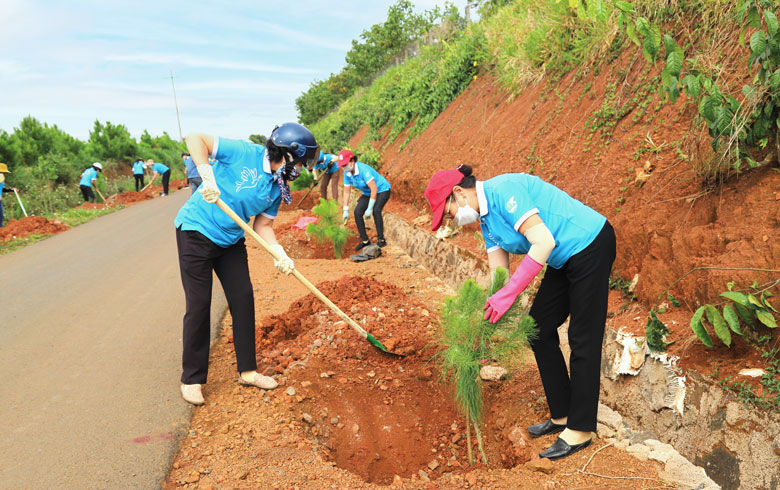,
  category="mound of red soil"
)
[75,202,108,210]
[112,191,152,205]
[0,216,68,241]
